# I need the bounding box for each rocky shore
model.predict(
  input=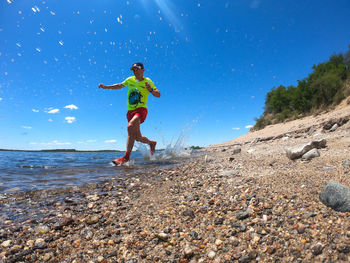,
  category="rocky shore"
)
[1,103,350,262]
